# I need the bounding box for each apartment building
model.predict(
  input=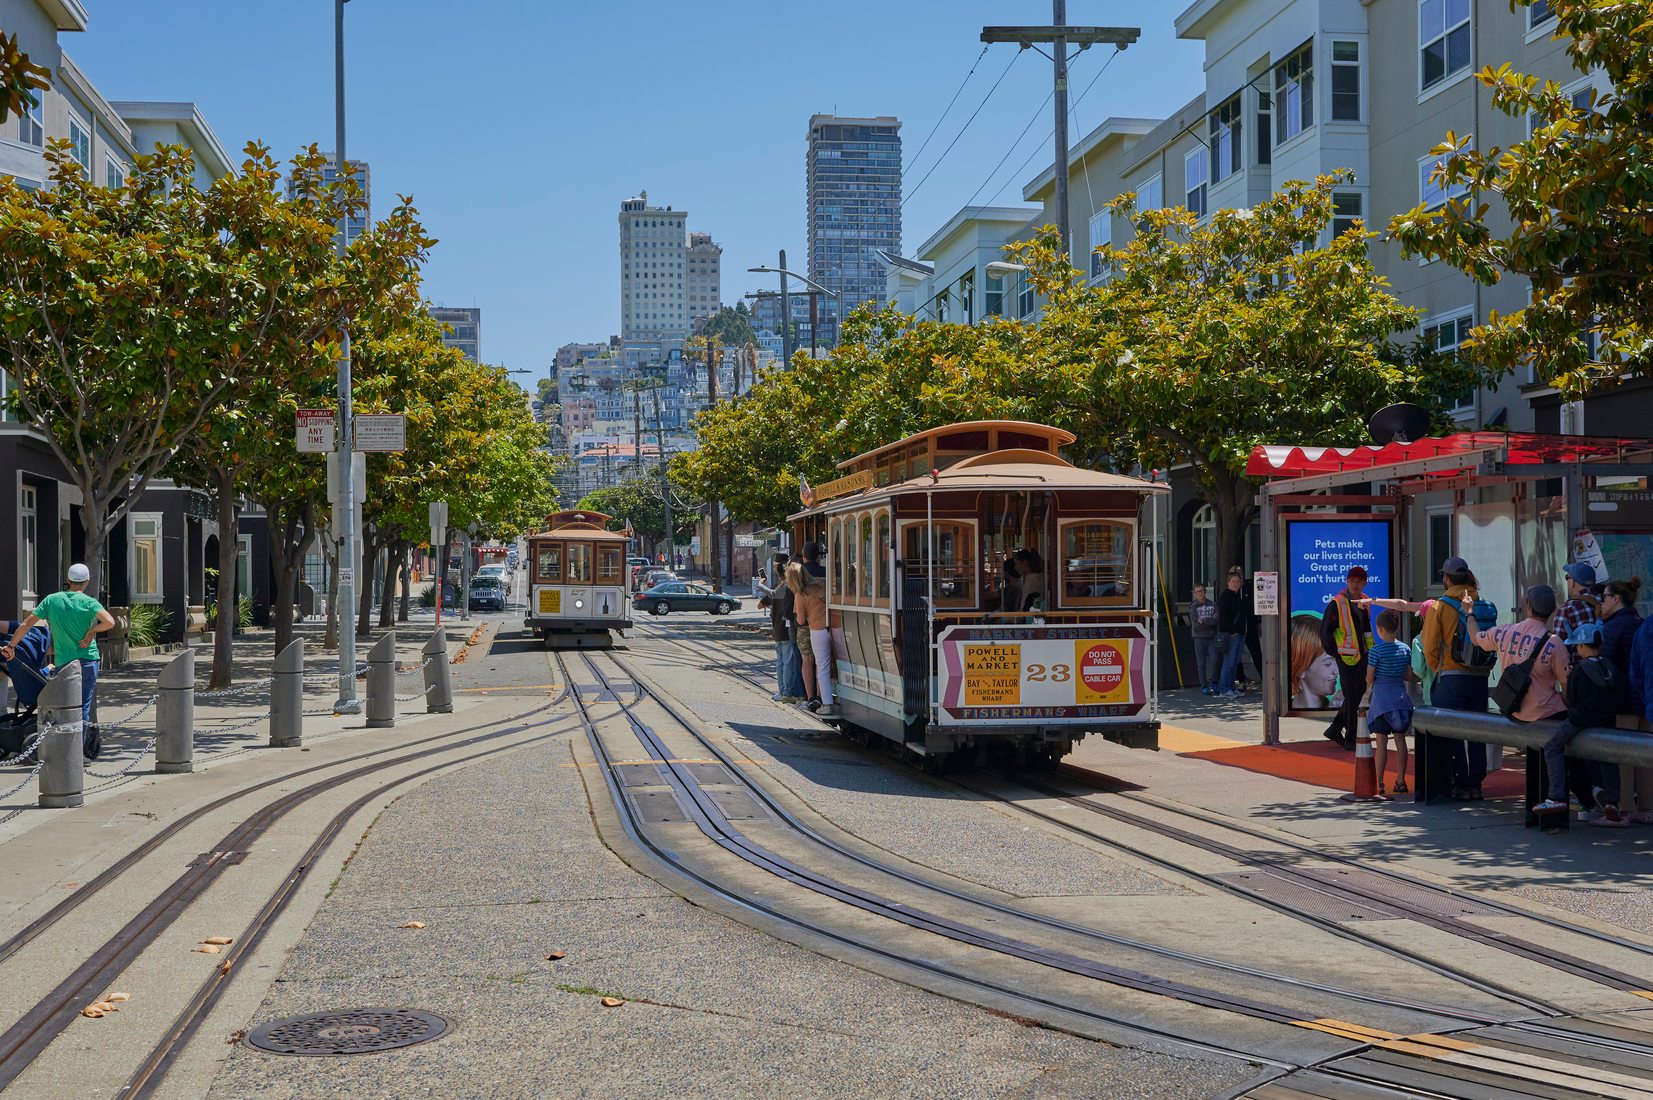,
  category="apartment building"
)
[429,305,481,362]
[807,114,902,345]
[618,191,690,342]
[686,231,722,331]
[0,1,237,635]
